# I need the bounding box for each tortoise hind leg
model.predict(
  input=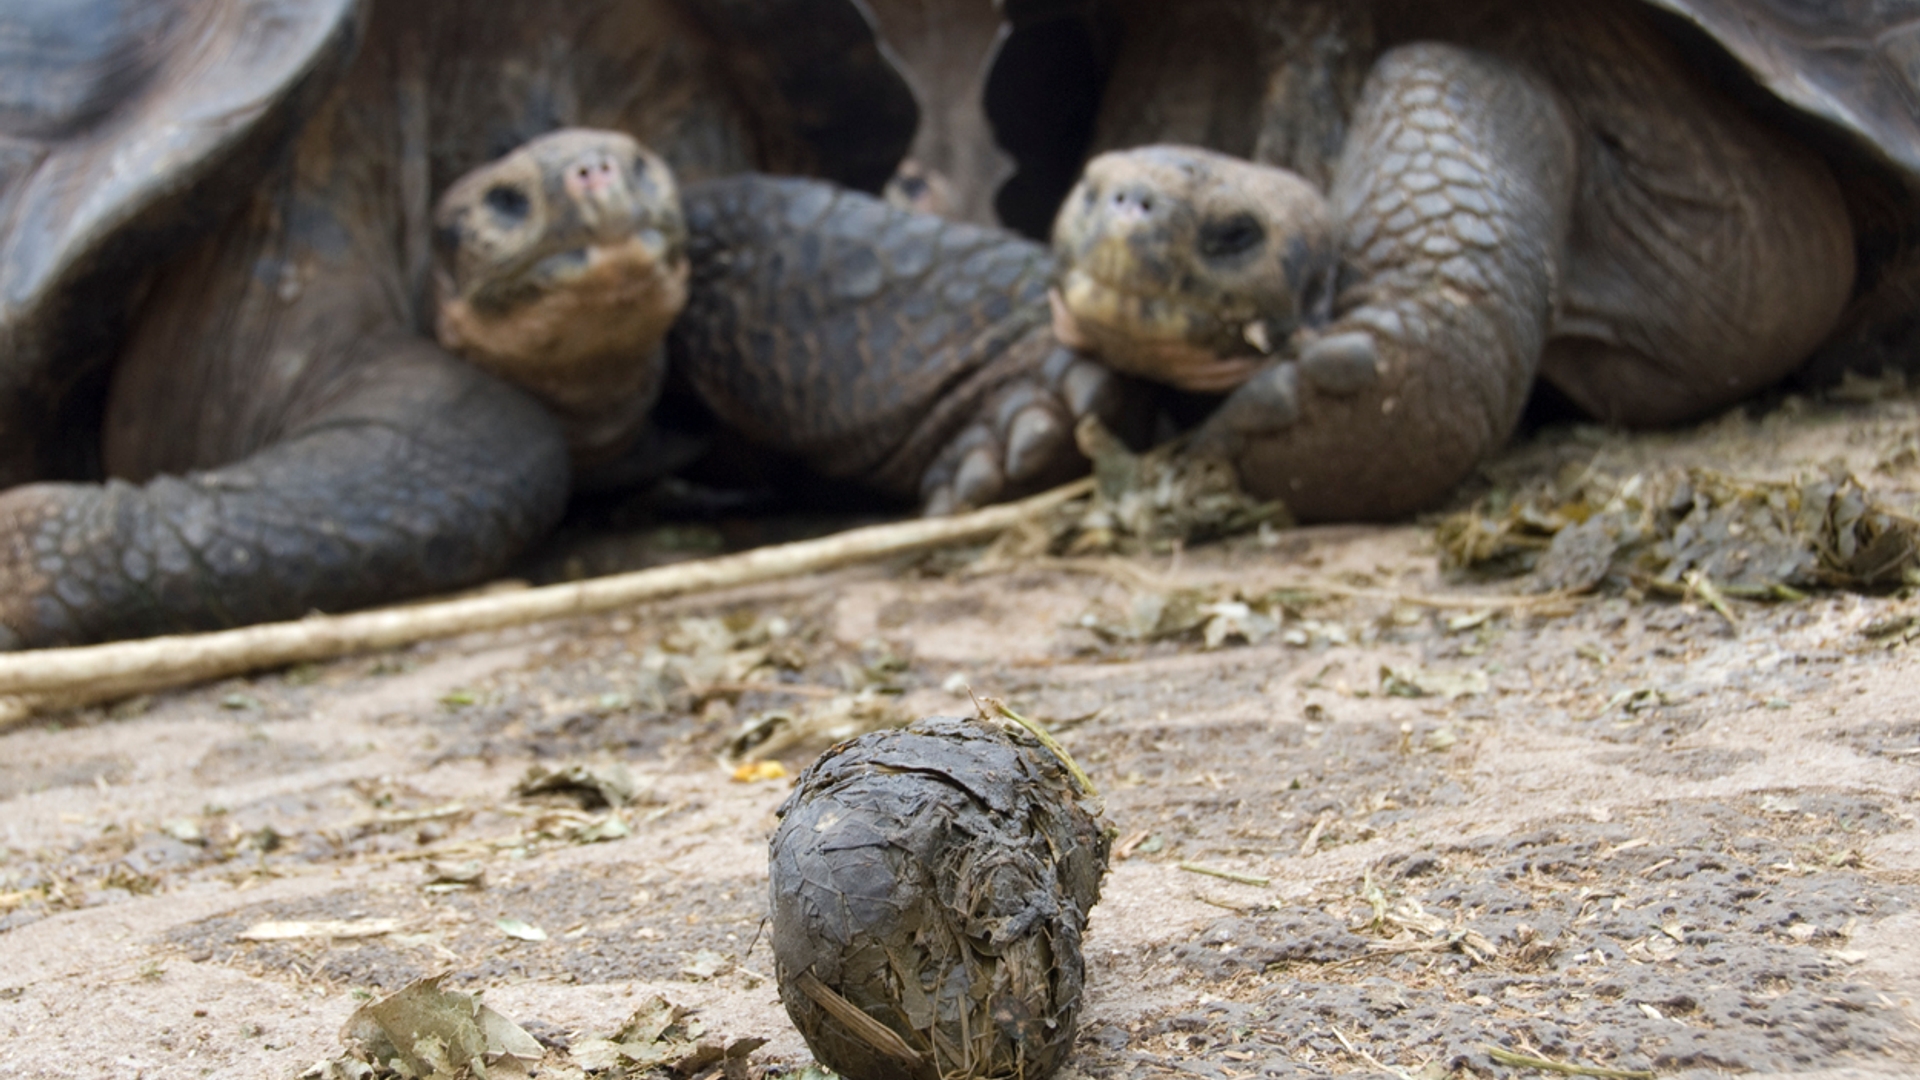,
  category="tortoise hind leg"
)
[1195,43,1578,521]
[0,337,568,648]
